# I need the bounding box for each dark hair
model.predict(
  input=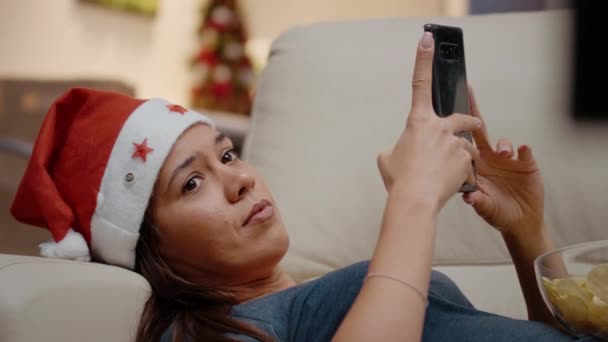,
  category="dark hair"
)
[134,216,274,342]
